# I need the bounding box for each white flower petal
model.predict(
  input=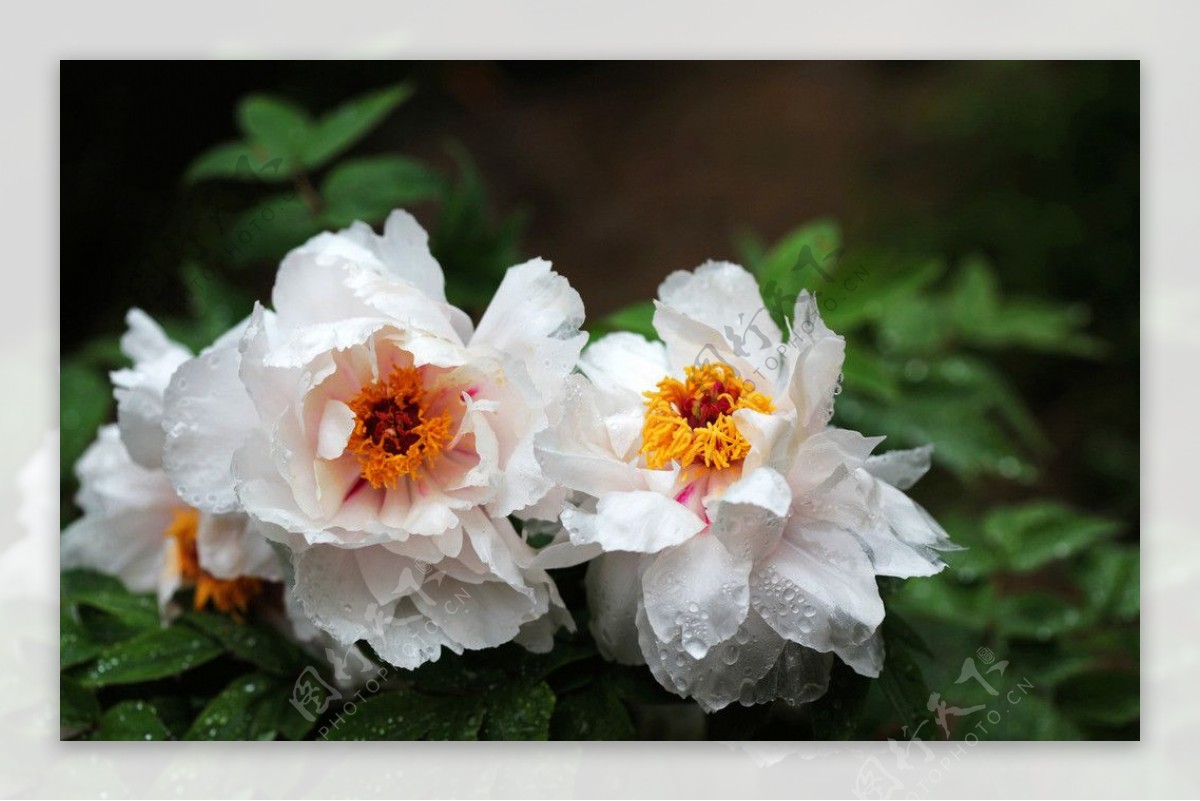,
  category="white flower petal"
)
[315,399,356,460]
[470,258,586,399]
[834,628,885,678]
[658,261,782,377]
[864,444,934,490]
[707,466,791,564]
[61,508,169,595]
[162,337,259,514]
[578,332,670,401]
[637,604,788,713]
[642,534,750,659]
[585,551,646,665]
[750,641,835,706]
[111,309,191,469]
[561,490,704,554]
[534,375,648,498]
[752,519,884,654]
[196,513,284,582]
[782,291,845,433]
[652,302,760,384]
